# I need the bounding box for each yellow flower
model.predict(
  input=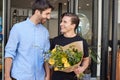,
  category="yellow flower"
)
[45,45,83,80]
[51,48,56,53]
[48,58,55,65]
[45,45,83,73]
[64,62,71,67]
[62,57,68,63]
[71,51,75,55]
[54,67,59,71]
